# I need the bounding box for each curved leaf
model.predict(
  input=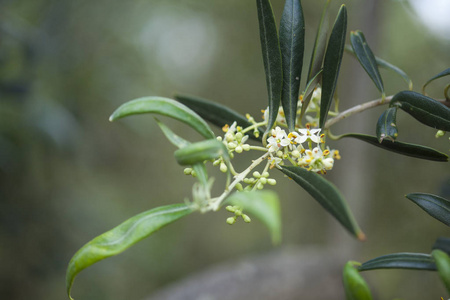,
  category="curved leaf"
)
[227,190,281,244]
[174,139,229,166]
[350,30,384,94]
[339,133,448,162]
[376,107,398,143]
[389,91,450,131]
[406,193,450,226]
[256,0,283,132]
[422,68,450,95]
[155,118,208,185]
[280,165,365,240]
[174,93,263,141]
[320,5,347,128]
[358,253,437,272]
[343,261,373,300]
[66,204,192,300]
[345,45,413,90]
[280,0,305,132]
[109,97,215,139]
[432,249,450,293]
[300,69,323,119]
